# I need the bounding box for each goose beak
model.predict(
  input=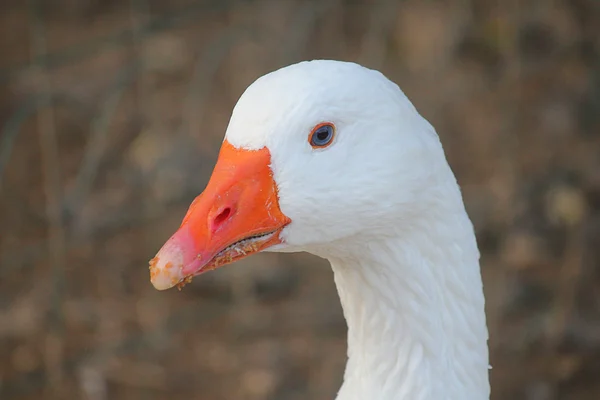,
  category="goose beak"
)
[149,140,290,291]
